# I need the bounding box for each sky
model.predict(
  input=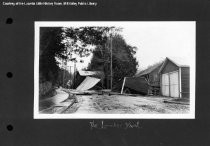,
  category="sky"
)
[59,21,195,71]
[119,22,195,69]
